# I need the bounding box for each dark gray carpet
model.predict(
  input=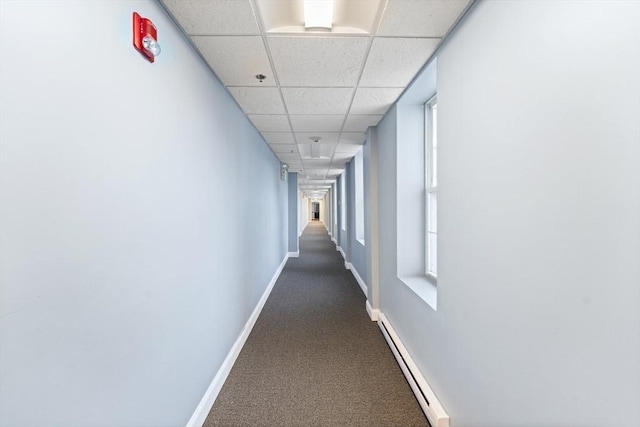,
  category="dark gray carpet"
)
[204,222,429,427]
